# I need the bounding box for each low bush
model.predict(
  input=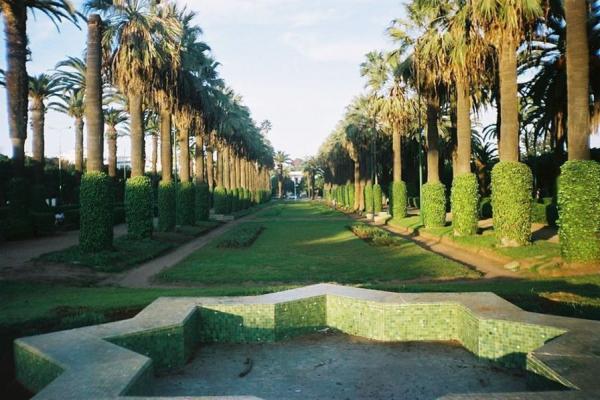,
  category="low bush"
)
[421,182,446,228]
[364,182,374,213]
[231,188,240,212]
[479,197,492,219]
[491,161,532,246]
[216,225,264,248]
[195,182,210,222]
[79,172,113,252]
[213,186,228,214]
[531,198,558,227]
[373,184,383,213]
[451,173,479,236]
[558,160,600,262]
[347,183,355,209]
[158,181,176,232]
[176,181,195,226]
[125,176,154,239]
[349,223,401,246]
[390,181,407,219]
